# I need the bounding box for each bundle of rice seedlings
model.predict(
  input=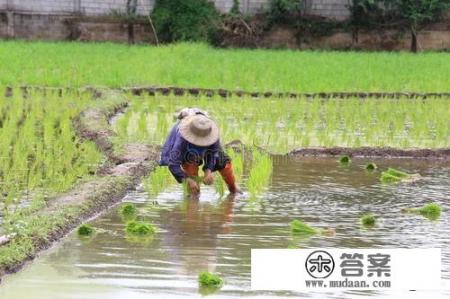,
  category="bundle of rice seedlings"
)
[289,220,318,236]
[126,221,156,236]
[78,224,94,236]
[198,271,223,287]
[120,203,137,218]
[339,155,351,164]
[365,163,377,171]
[380,168,413,183]
[403,203,442,220]
[361,214,376,227]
